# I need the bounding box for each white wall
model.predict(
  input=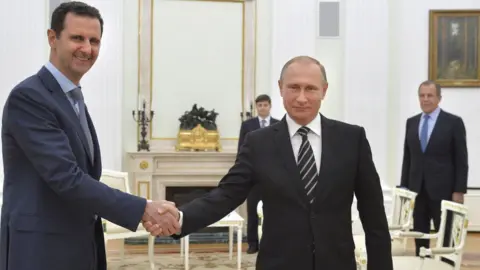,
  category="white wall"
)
[0,0,50,174]
[81,0,125,171]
